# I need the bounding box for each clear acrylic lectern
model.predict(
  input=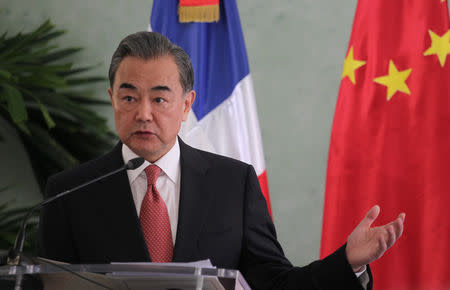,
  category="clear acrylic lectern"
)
[0,259,251,290]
